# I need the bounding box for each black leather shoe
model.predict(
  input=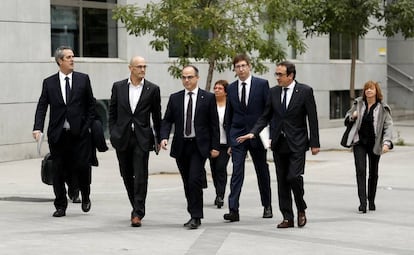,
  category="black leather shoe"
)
[53,209,66,217]
[183,218,192,227]
[358,205,367,213]
[263,206,273,218]
[369,202,376,211]
[277,219,294,228]
[81,200,91,212]
[72,195,81,203]
[188,218,201,229]
[215,196,224,209]
[297,212,307,227]
[223,211,239,222]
